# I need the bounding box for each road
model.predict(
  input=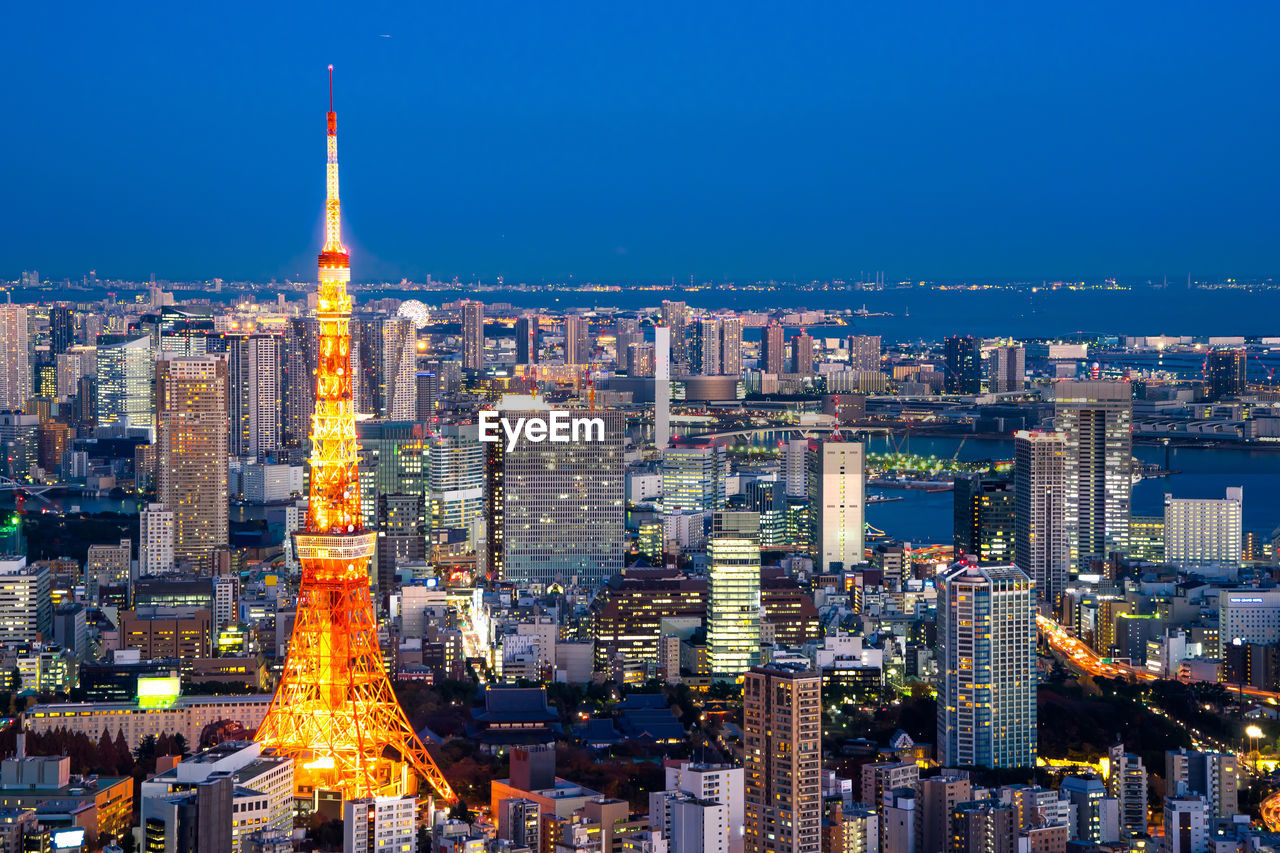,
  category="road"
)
[1036,614,1280,704]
